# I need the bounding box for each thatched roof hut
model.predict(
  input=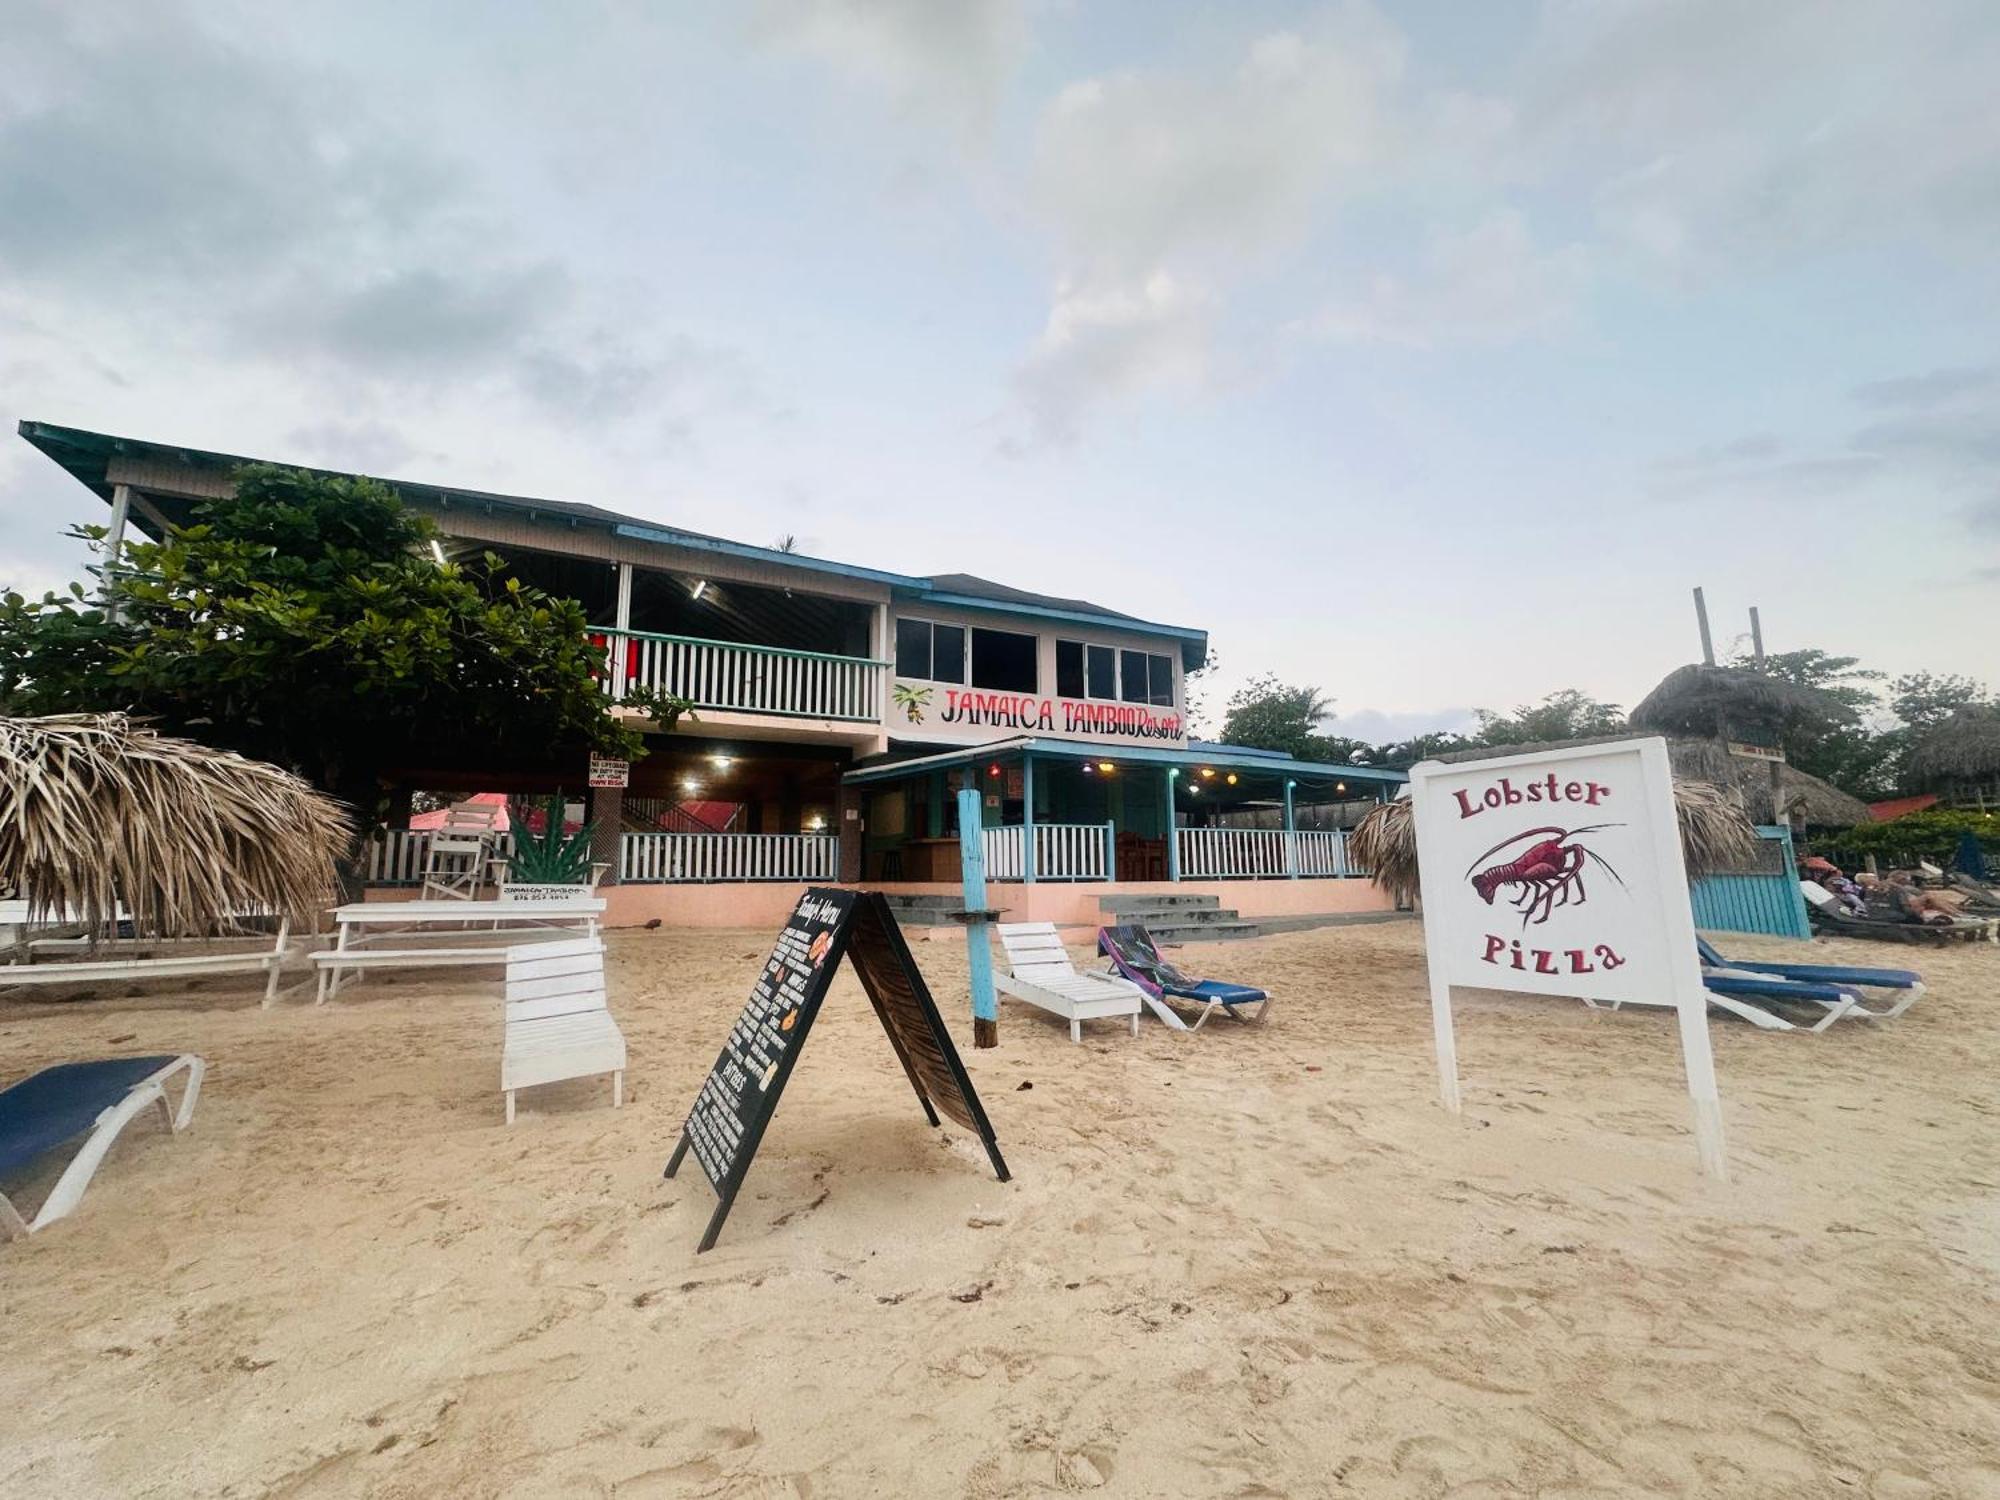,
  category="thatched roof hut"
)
[1350,747,1766,908]
[0,714,351,937]
[1630,663,1837,740]
[1907,707,2000,792]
